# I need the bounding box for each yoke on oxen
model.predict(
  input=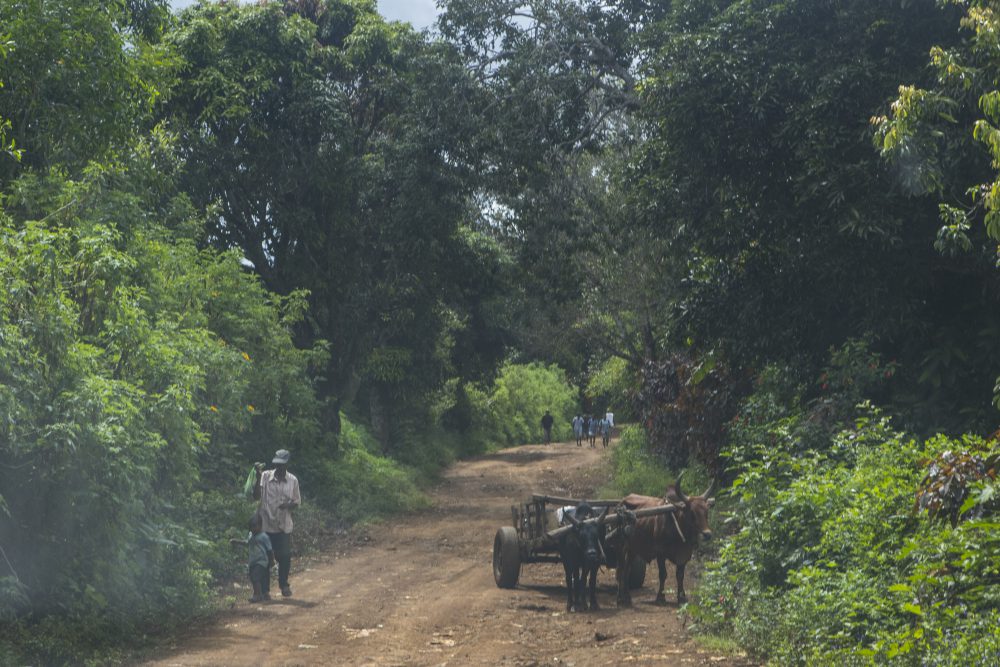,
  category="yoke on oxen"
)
[611,474,716,606]
[492,481,714,603]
